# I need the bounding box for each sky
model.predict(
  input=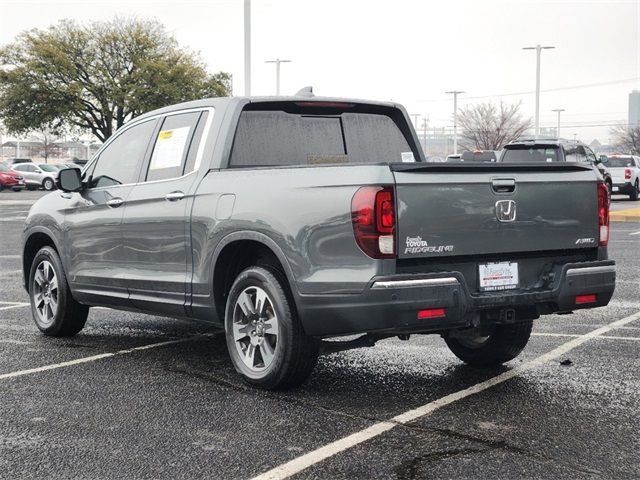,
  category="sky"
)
[1,0,639,143]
